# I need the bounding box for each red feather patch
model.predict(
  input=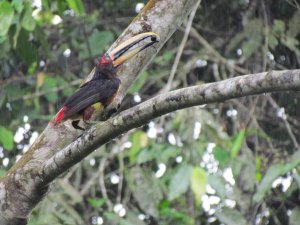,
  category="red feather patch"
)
[53,106,67,124]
